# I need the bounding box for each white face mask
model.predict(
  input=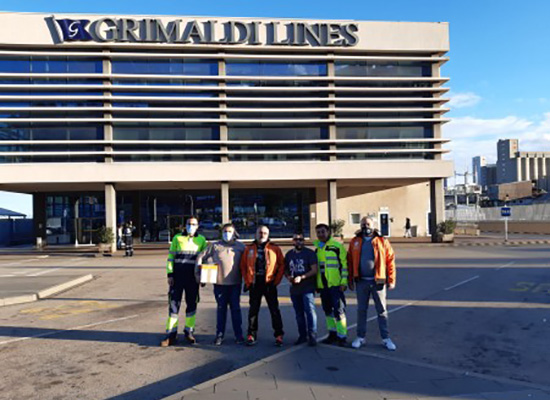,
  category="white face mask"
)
[222,231,233,242]
[186,224,198,236]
